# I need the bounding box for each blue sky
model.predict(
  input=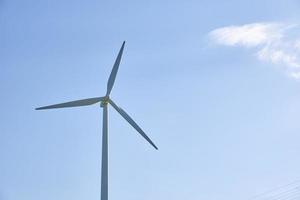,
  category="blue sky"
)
[1,0,300,200]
